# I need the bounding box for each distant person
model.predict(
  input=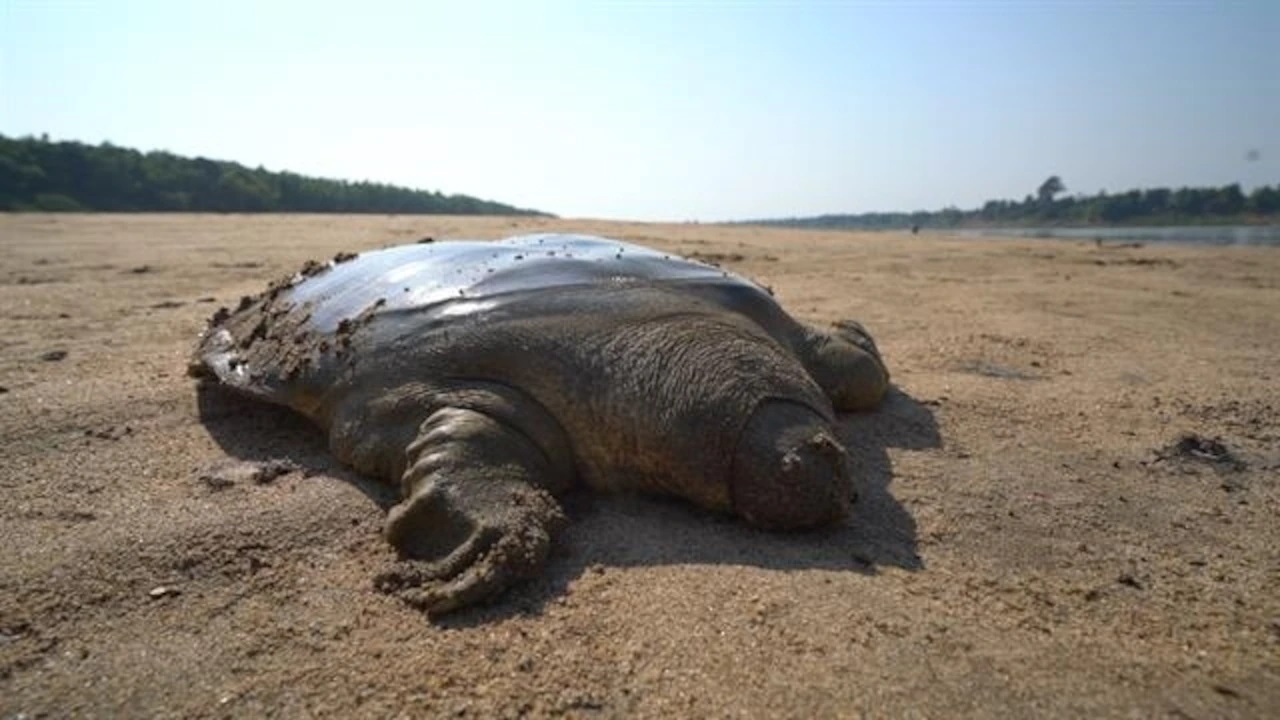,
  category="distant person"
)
[911,224,920,235]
